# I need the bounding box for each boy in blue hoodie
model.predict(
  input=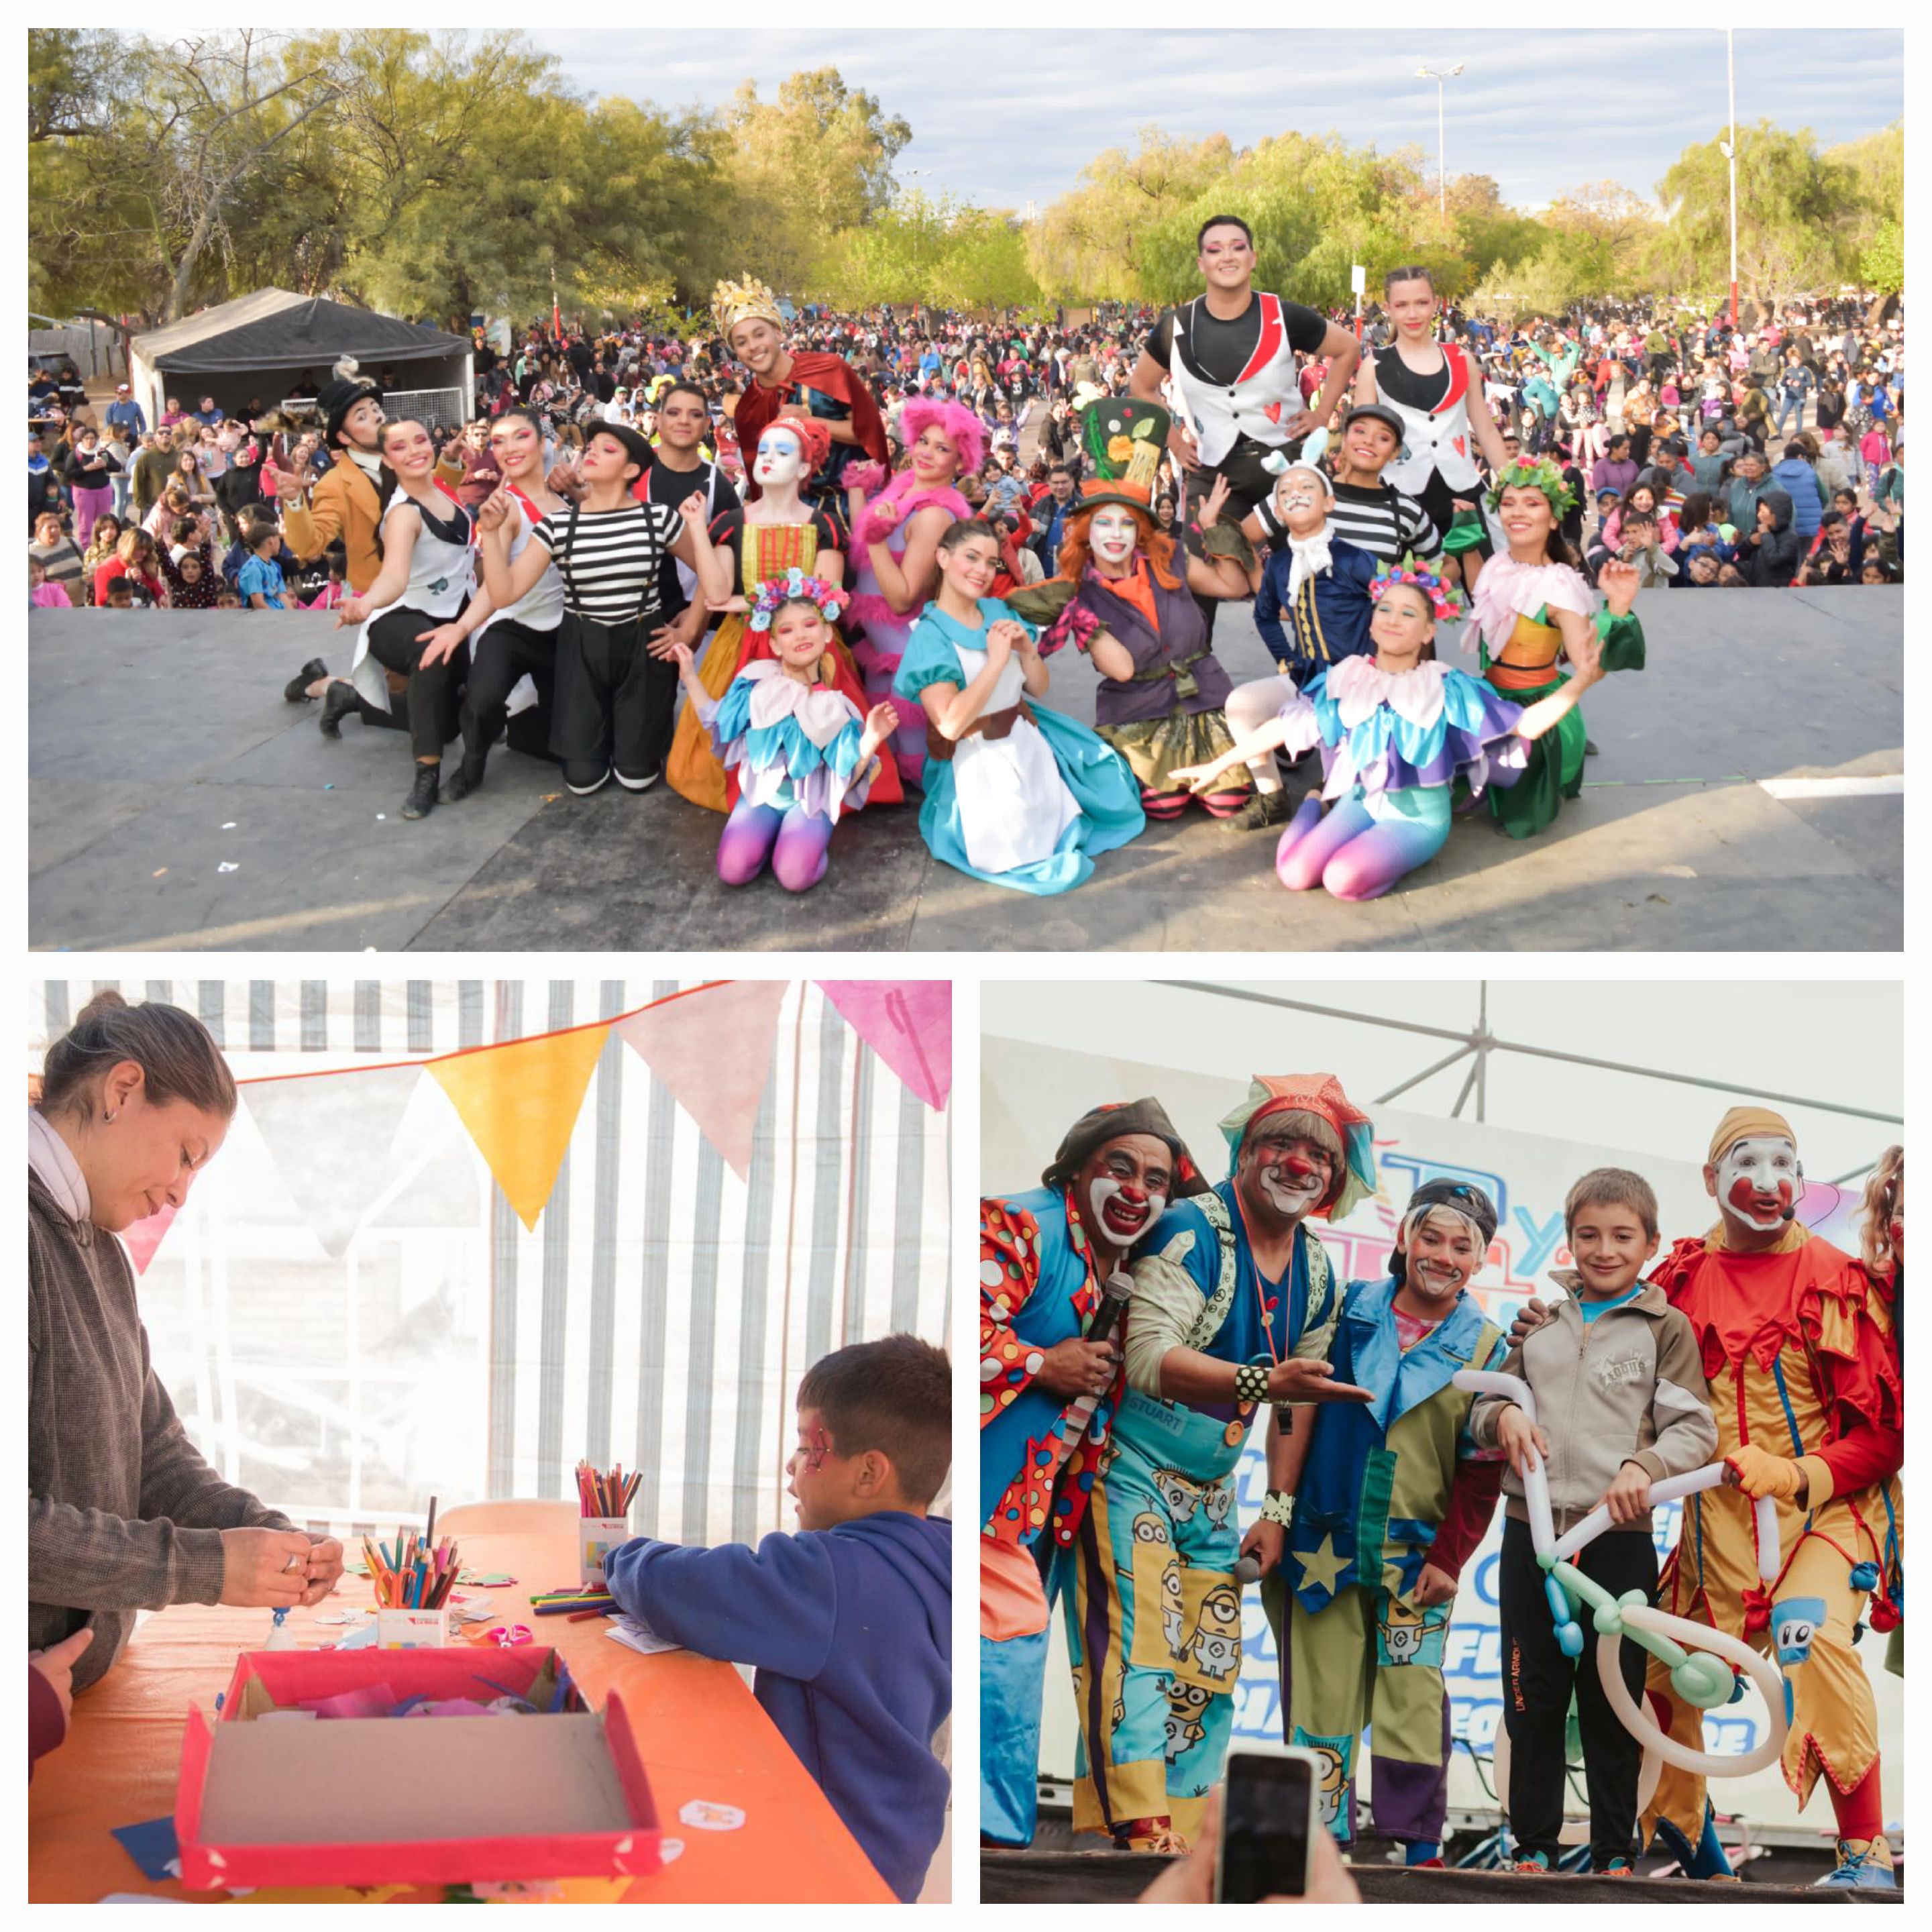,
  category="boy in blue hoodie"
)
[602,1334,952,1902]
